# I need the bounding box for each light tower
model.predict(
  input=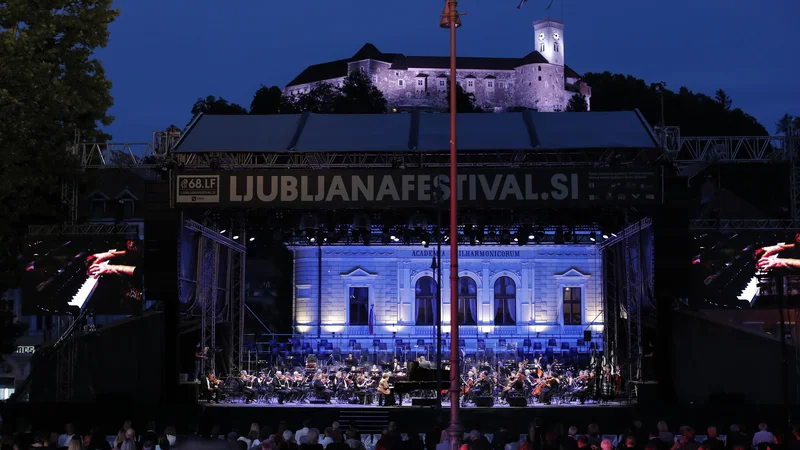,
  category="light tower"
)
[534,18,564,66]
